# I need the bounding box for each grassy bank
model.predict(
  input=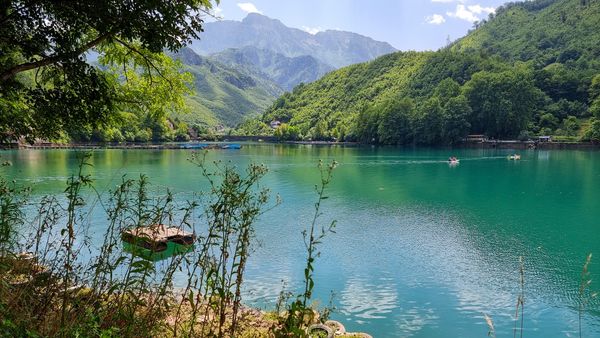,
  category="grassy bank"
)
[0,152,371,337]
